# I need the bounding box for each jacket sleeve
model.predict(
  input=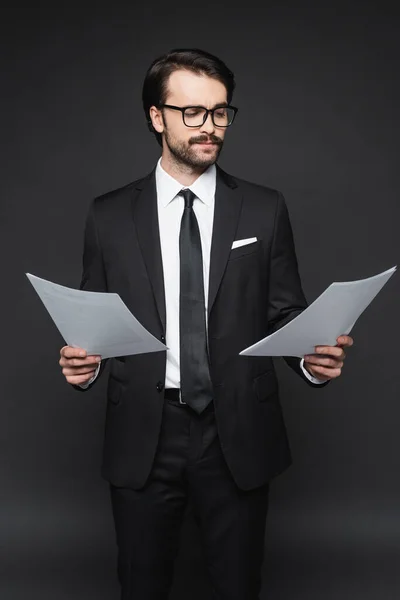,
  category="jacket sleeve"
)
[267,191,330,388]
[73,198,109,392]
